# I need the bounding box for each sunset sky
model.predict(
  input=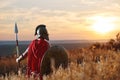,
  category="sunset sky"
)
[0,0,120,41]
